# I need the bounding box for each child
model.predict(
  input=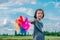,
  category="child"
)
[30,9,44,40]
